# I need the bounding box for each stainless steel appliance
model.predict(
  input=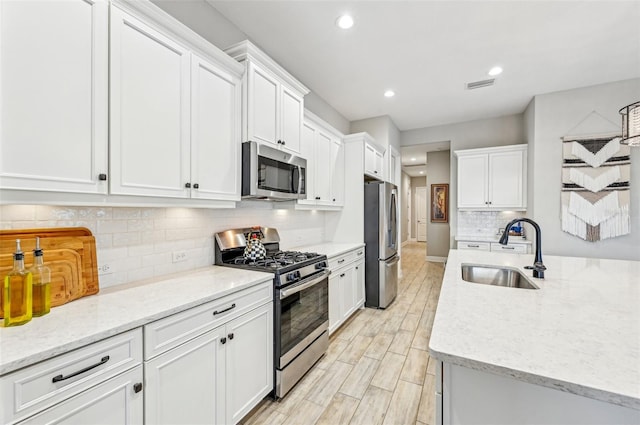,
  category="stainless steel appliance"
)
[364,181,399,308]
[242,141,307,200]
[214,227,329,398]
